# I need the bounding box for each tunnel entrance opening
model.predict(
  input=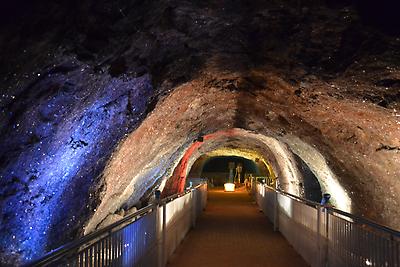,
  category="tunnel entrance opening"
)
[187,155,269,187]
